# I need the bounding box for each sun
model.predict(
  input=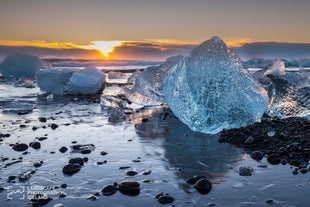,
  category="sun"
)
[92,41,122,57]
